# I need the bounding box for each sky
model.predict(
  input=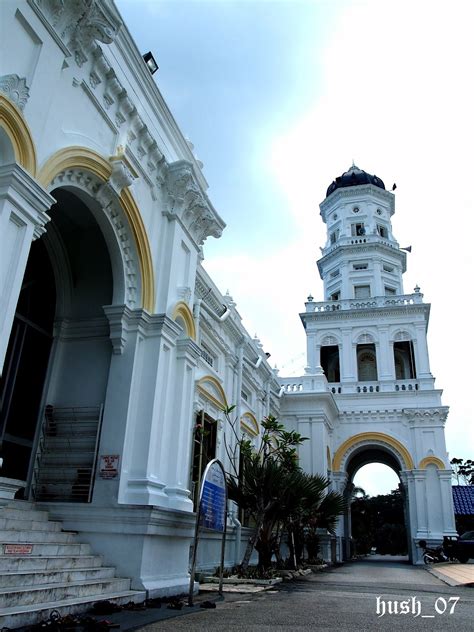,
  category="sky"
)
[116,0,474,495]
